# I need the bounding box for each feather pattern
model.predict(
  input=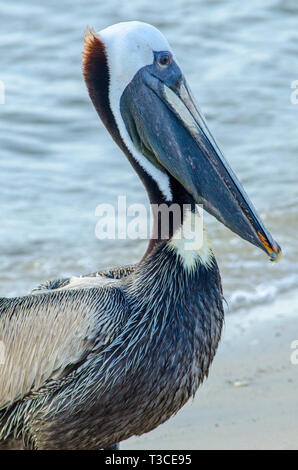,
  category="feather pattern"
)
[0,242,223,449]
[0,284,129,411]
